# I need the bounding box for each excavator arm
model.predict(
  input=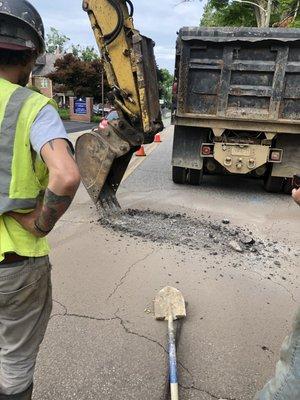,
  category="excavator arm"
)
[75,0,163,210]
